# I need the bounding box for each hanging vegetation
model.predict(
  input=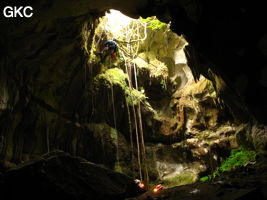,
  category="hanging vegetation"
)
[93,68,147,105]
